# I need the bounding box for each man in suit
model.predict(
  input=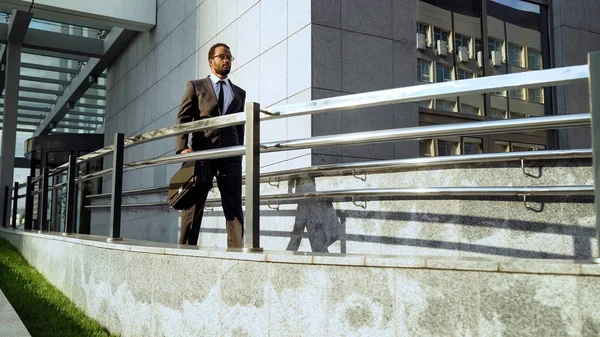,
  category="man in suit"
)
[175,43,246,248]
